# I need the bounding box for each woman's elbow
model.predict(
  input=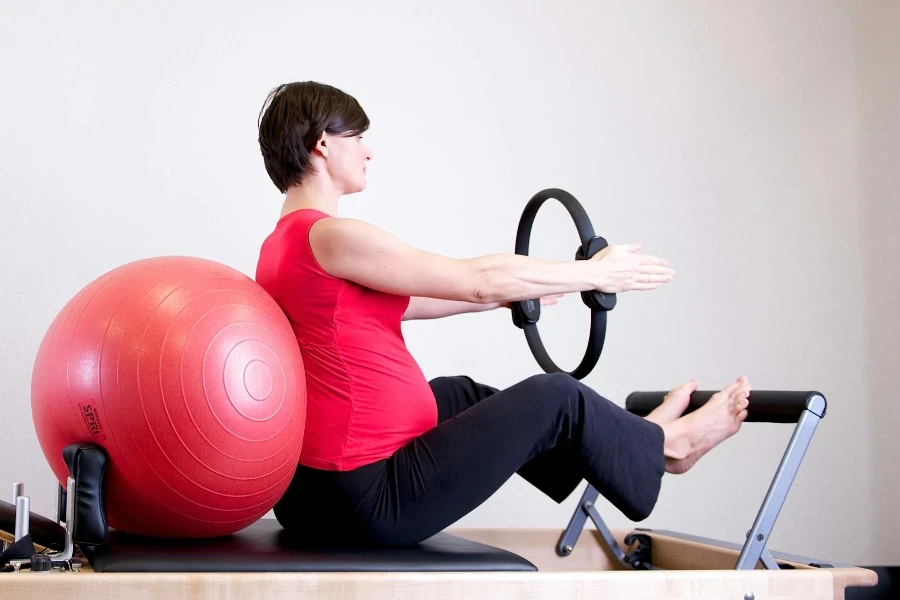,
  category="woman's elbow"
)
[469,259,502,304]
